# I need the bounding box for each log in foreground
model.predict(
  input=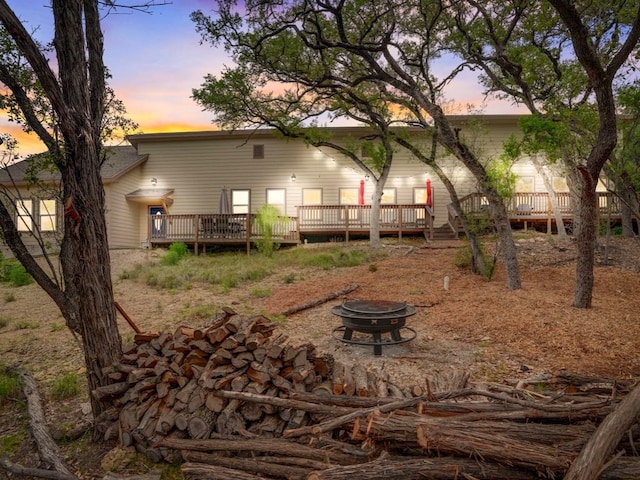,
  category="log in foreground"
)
[94,308,640,480]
